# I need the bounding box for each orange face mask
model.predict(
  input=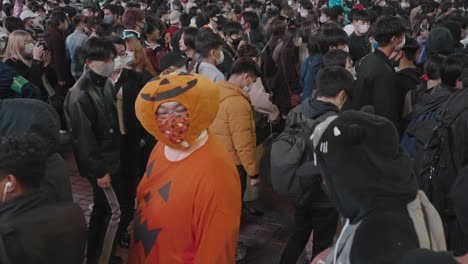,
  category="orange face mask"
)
[157,113,190,145]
